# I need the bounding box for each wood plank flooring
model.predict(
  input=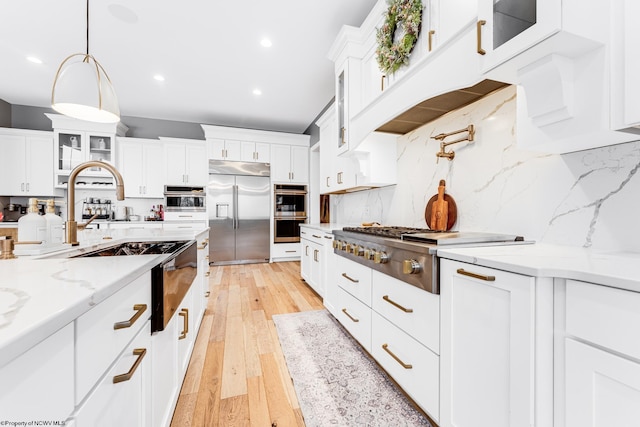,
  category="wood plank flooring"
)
[171,261,323,427]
